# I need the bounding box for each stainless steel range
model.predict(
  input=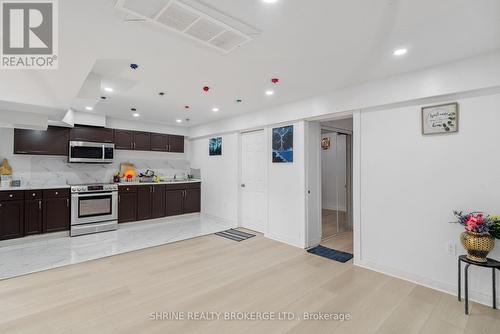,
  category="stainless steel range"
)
[70,183,118,236]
